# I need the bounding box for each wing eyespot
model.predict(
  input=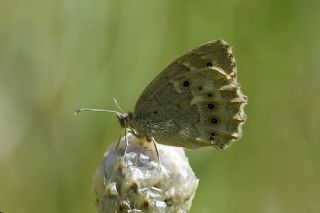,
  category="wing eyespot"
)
[206,62,213,67]
[211,118,217,124]
[208,103,215,109]
[208,93,212,97]
[183,80,190,87]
